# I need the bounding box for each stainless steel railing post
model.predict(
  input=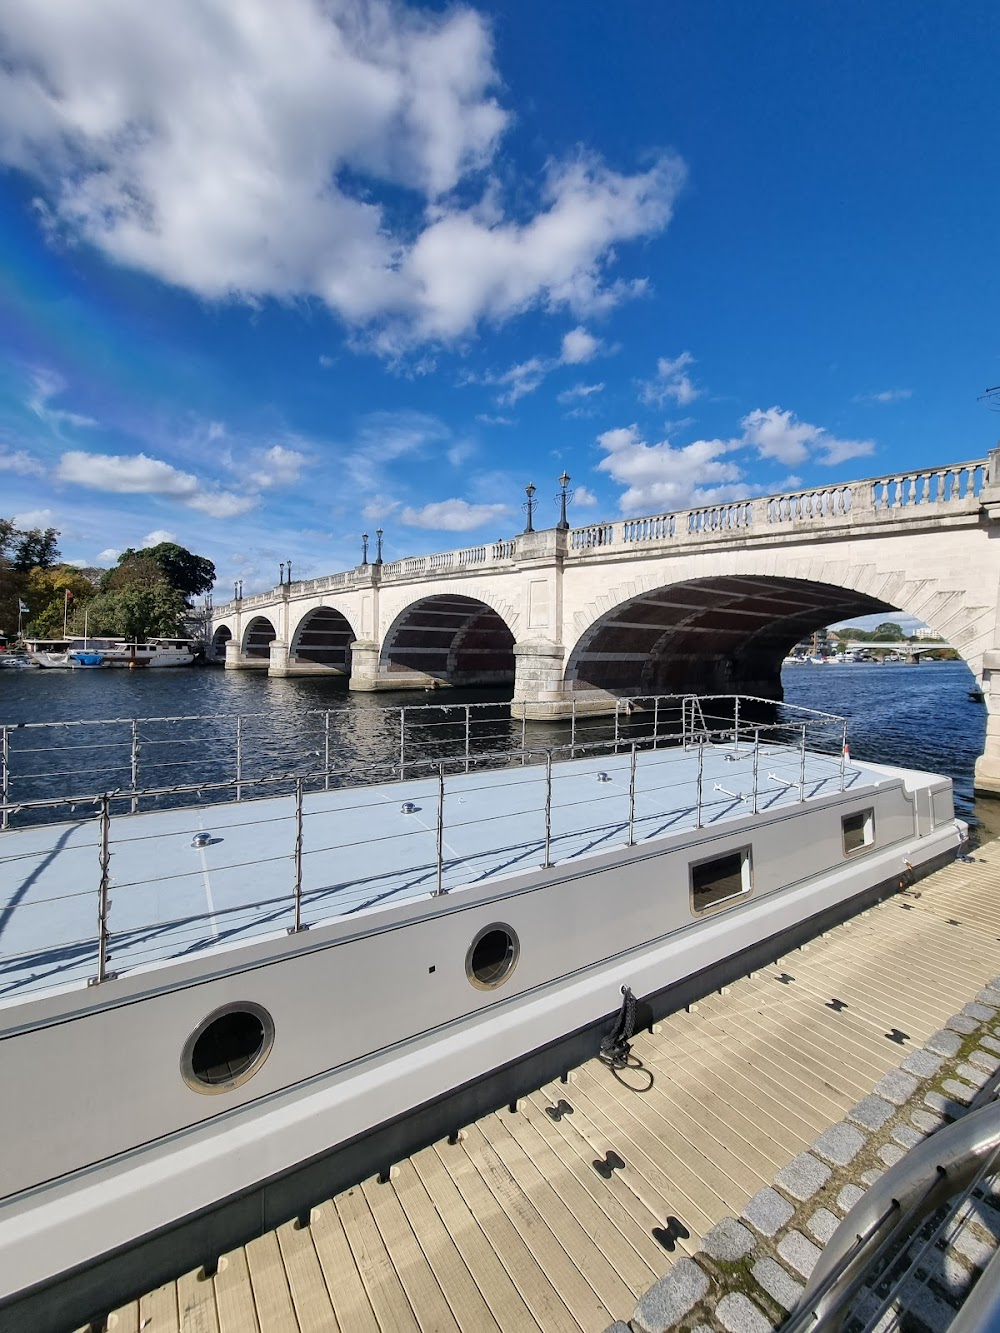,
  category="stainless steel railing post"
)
[289,777,306,932]
[653,695,661,749]
[800,722,807,795]
[324,711,331,791]
[436,764,446,895]
[614,702,621,753]
[399,708,406,781]
[236,714,244,801]
[1,726,8,831]
[520,710,527,765]
[543,752,553,867]
[696,741,704,829]
[628,742,637,845]
[752,728,760,815]
[464,706,471,774]
[733,695,741,751]
[840,719,847,791]
[130,718,139,814]
[570,700,577,757]
[89,794,114,985]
